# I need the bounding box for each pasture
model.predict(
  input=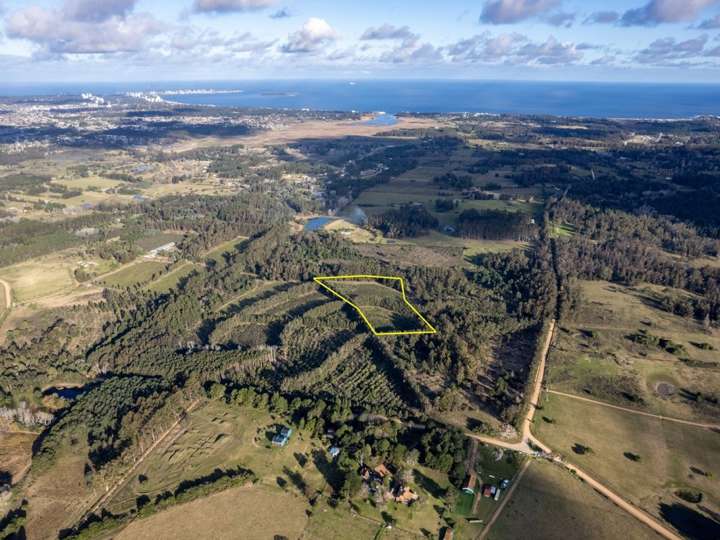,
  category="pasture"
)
[147,262,199,293]
[547,280,720,422]
[99,260,168,288]
[534,392,720,527]
[488,461,660,540]
[115,485,308,540]
[53,176,126,191]
[0,255,77,303]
